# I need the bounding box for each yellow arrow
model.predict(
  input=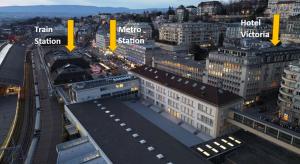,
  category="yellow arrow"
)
[66,19,76,52]
[271,14,280,46]
[109,19,117,52]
